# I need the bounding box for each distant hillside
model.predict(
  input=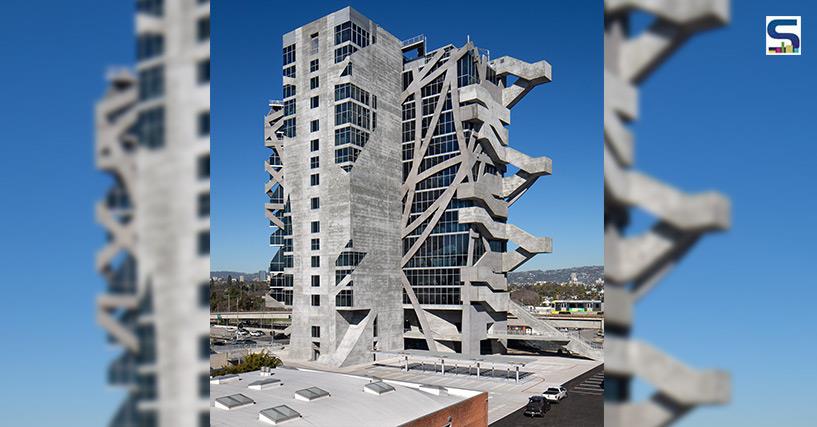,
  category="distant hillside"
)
[211,270,257,280]
[212,266,603,285]
[508,266,603,285]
